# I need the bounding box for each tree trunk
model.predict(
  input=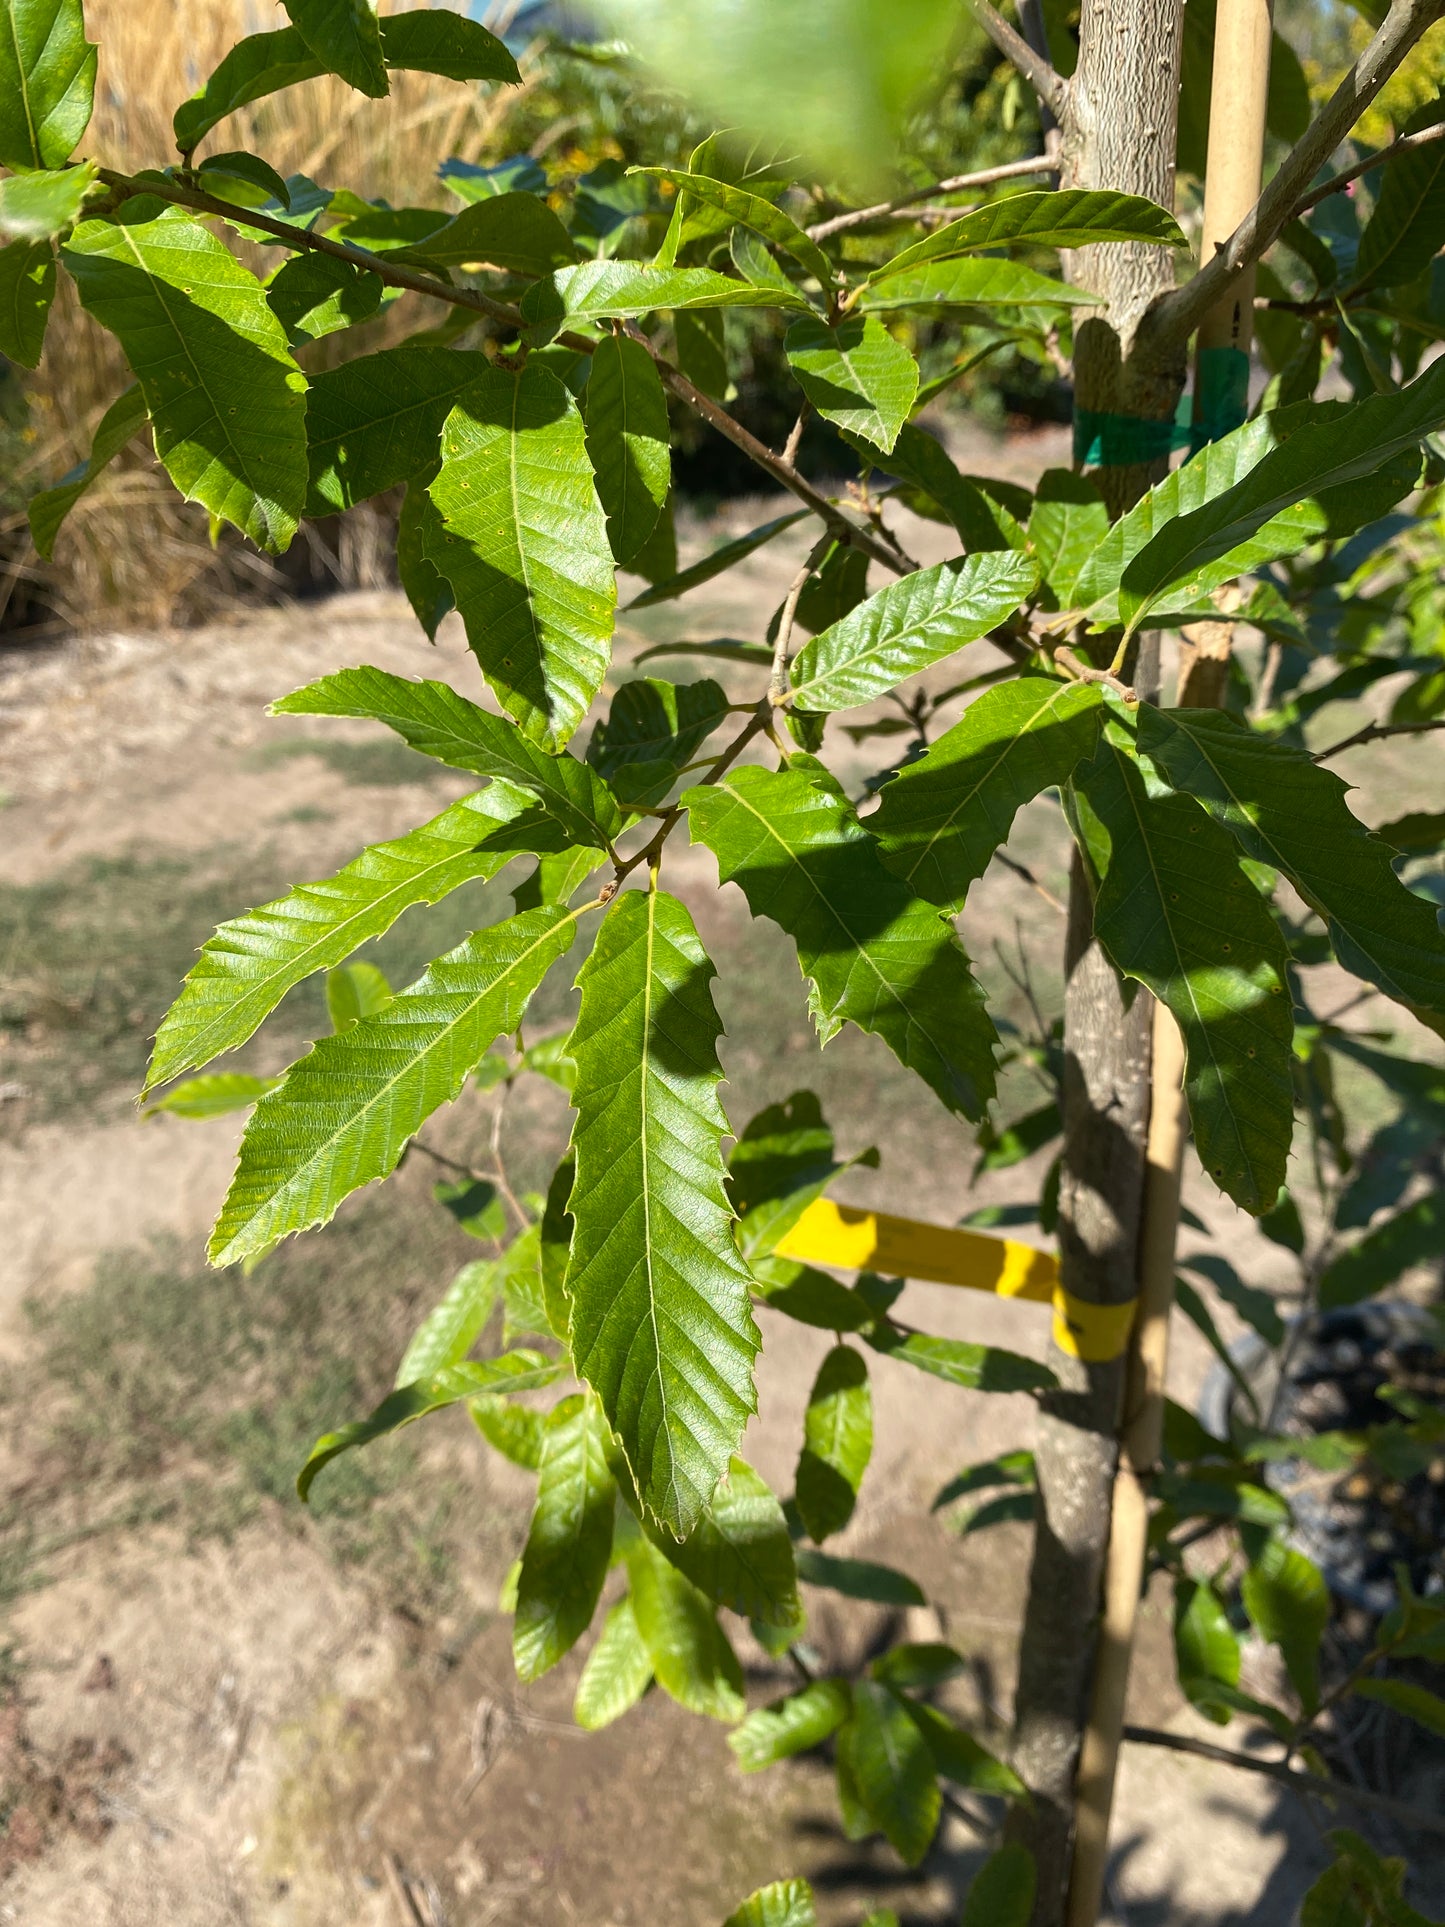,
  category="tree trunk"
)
[1004,7,1187,1921]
